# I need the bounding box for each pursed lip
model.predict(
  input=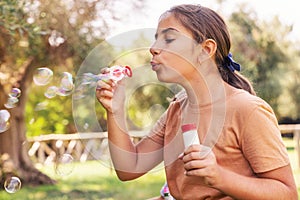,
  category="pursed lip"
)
[150,60,160,71]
